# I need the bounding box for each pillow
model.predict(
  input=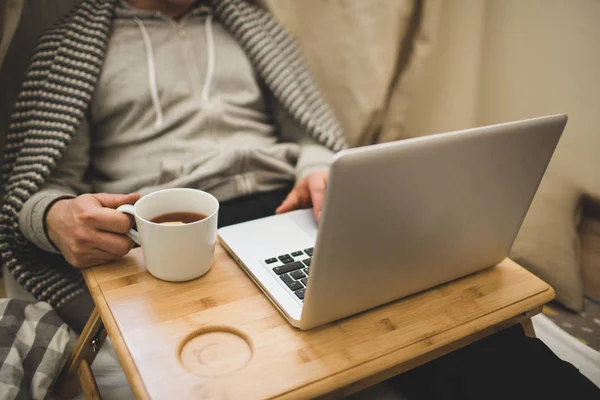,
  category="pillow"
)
[510,174,584,311]
[579,198,600,304]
